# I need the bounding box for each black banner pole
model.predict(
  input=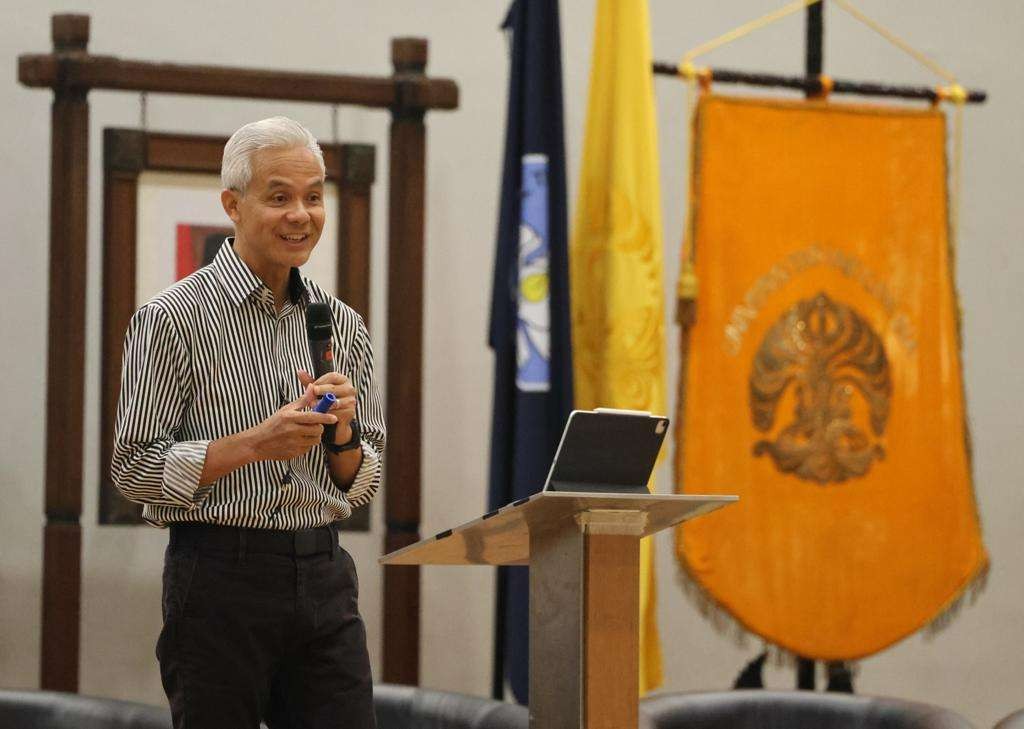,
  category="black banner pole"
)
[806,1,824,86]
